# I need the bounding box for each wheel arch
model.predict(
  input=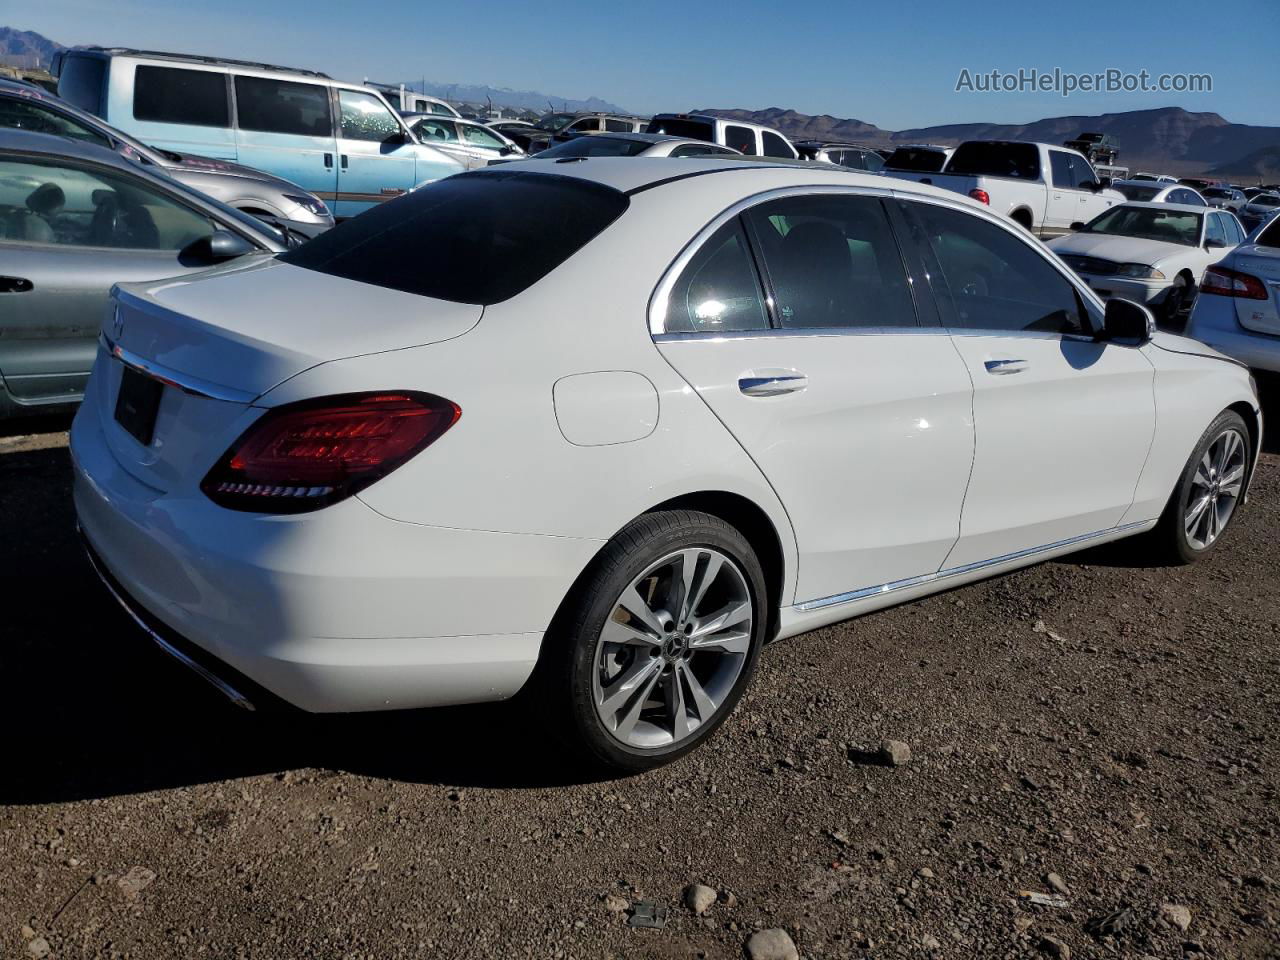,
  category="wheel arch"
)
[1009,207,1034,229]
[1228,400,1262,498]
